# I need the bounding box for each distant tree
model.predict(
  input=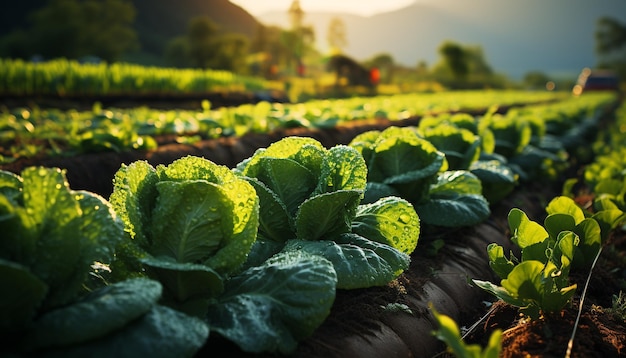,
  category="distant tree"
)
[286,0,315,75]
[288,0,304,31]
[210,33,249,73]
[327,17,347,54]
[164,37,192,68]
[464,45,493,76]
[416,60,429,75]
[431,41,502,88]
[595,17,626,78]
[249,24,301,78]
[438,41,469,82]
[596,17,626,54]
[165,16,249,73]
[2,0,139,62]
[523,71,551,89]
[187,16,219,69]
